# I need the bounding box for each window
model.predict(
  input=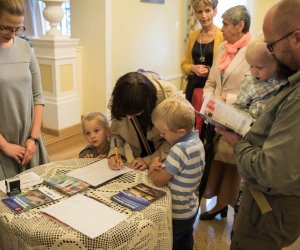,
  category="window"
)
[38,1,71,37]
[214,0,248,28]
